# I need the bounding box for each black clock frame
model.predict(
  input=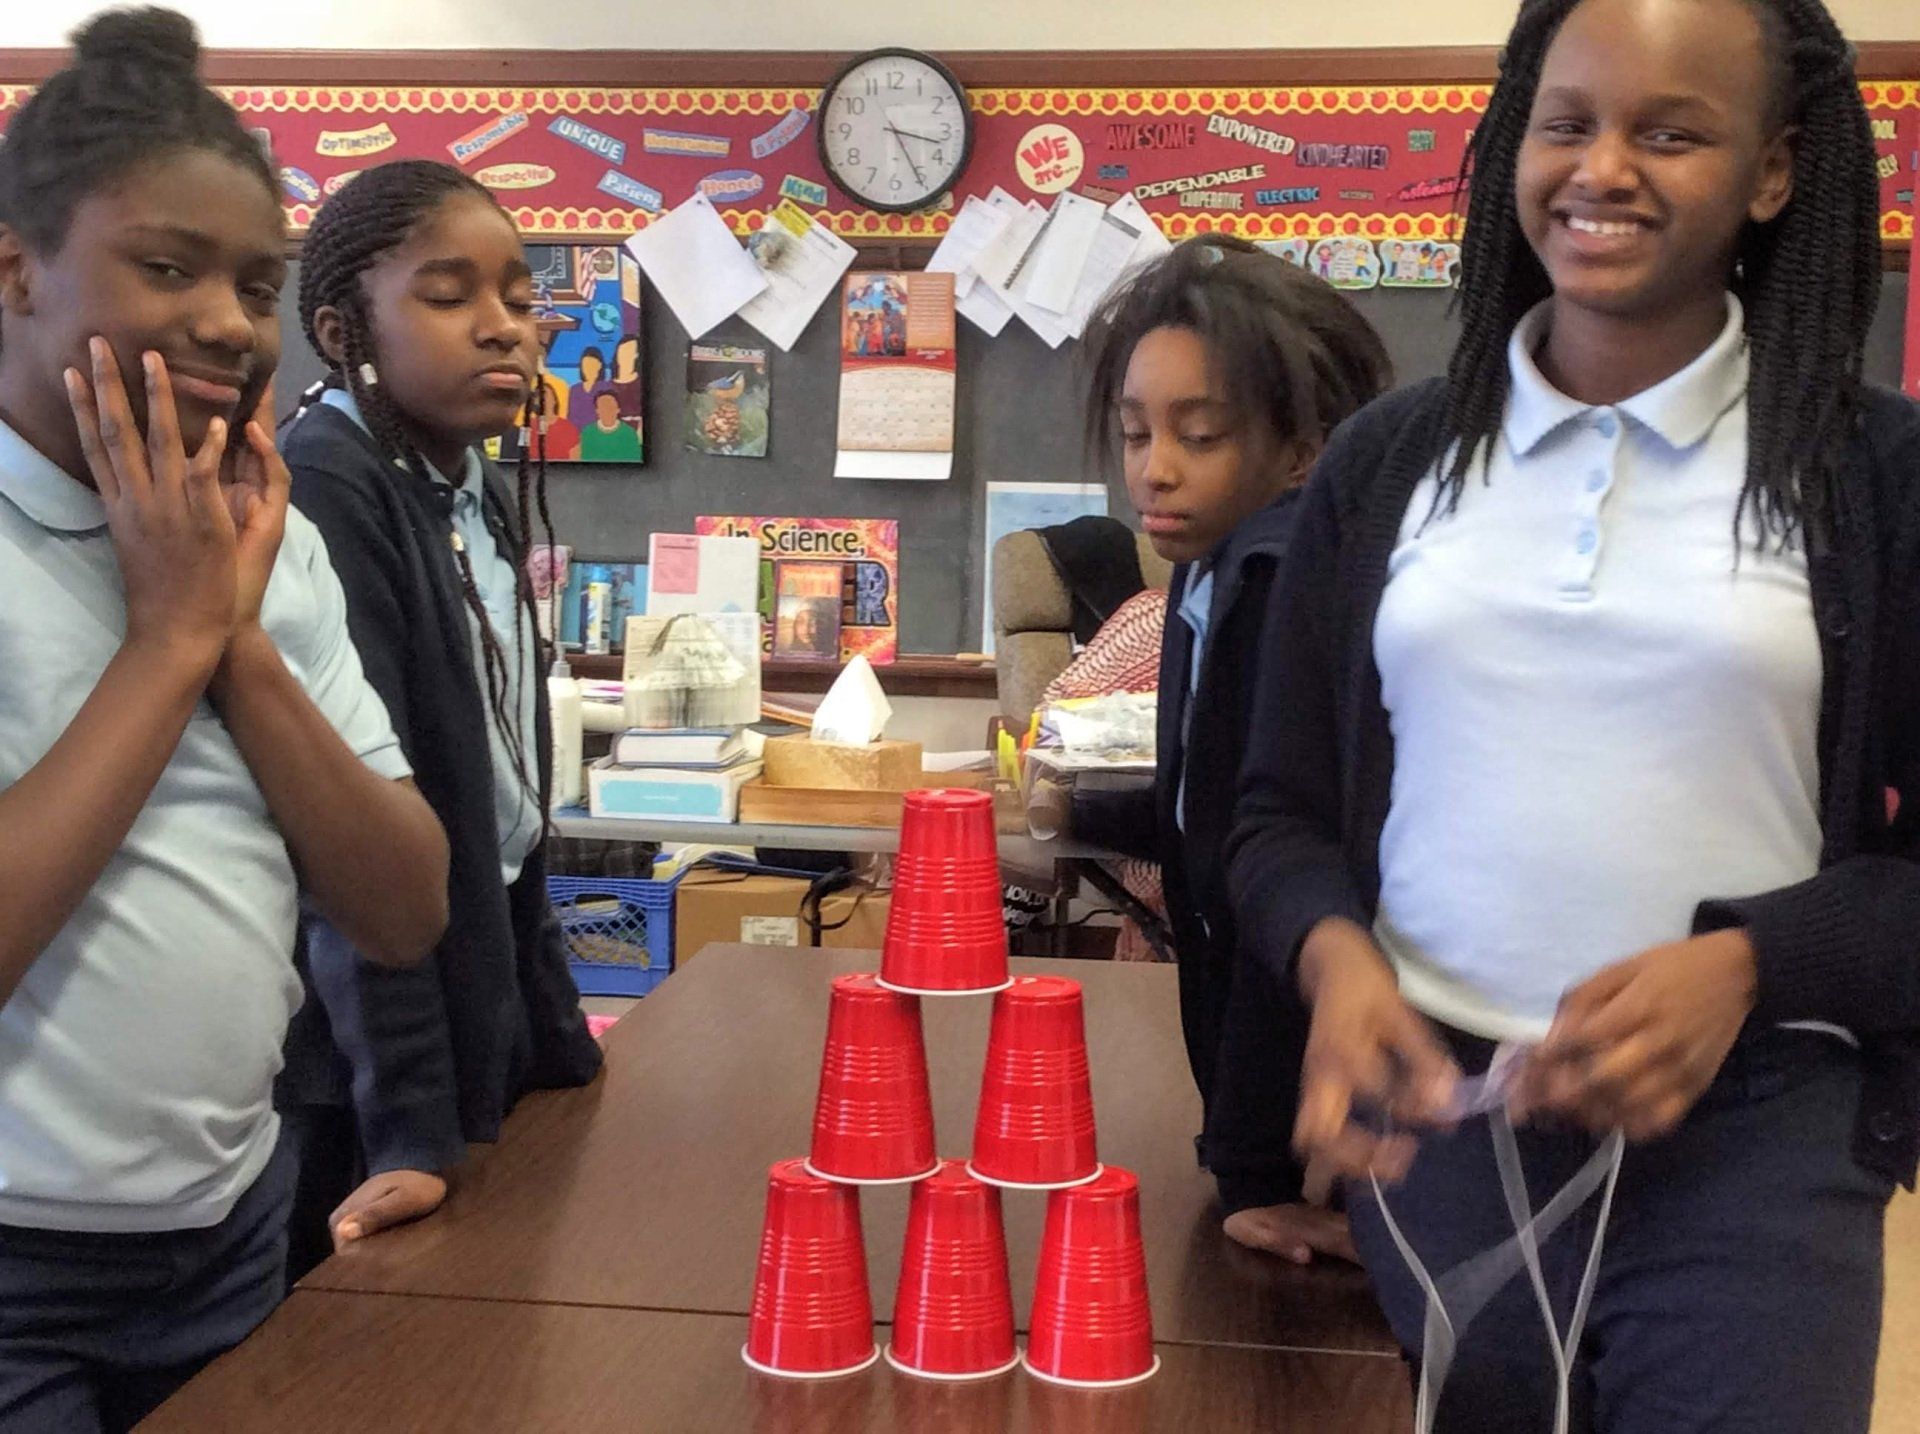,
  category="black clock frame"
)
[814,46,975,215]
